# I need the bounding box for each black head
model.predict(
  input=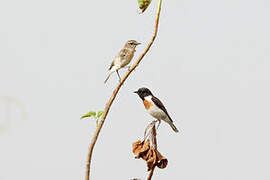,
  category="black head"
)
[134,87,153,100]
